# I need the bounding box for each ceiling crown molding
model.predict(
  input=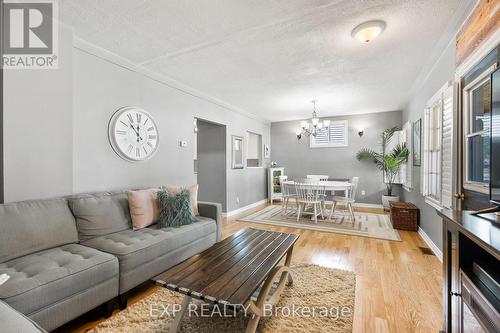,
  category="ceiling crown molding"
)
[72,37,270,124]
